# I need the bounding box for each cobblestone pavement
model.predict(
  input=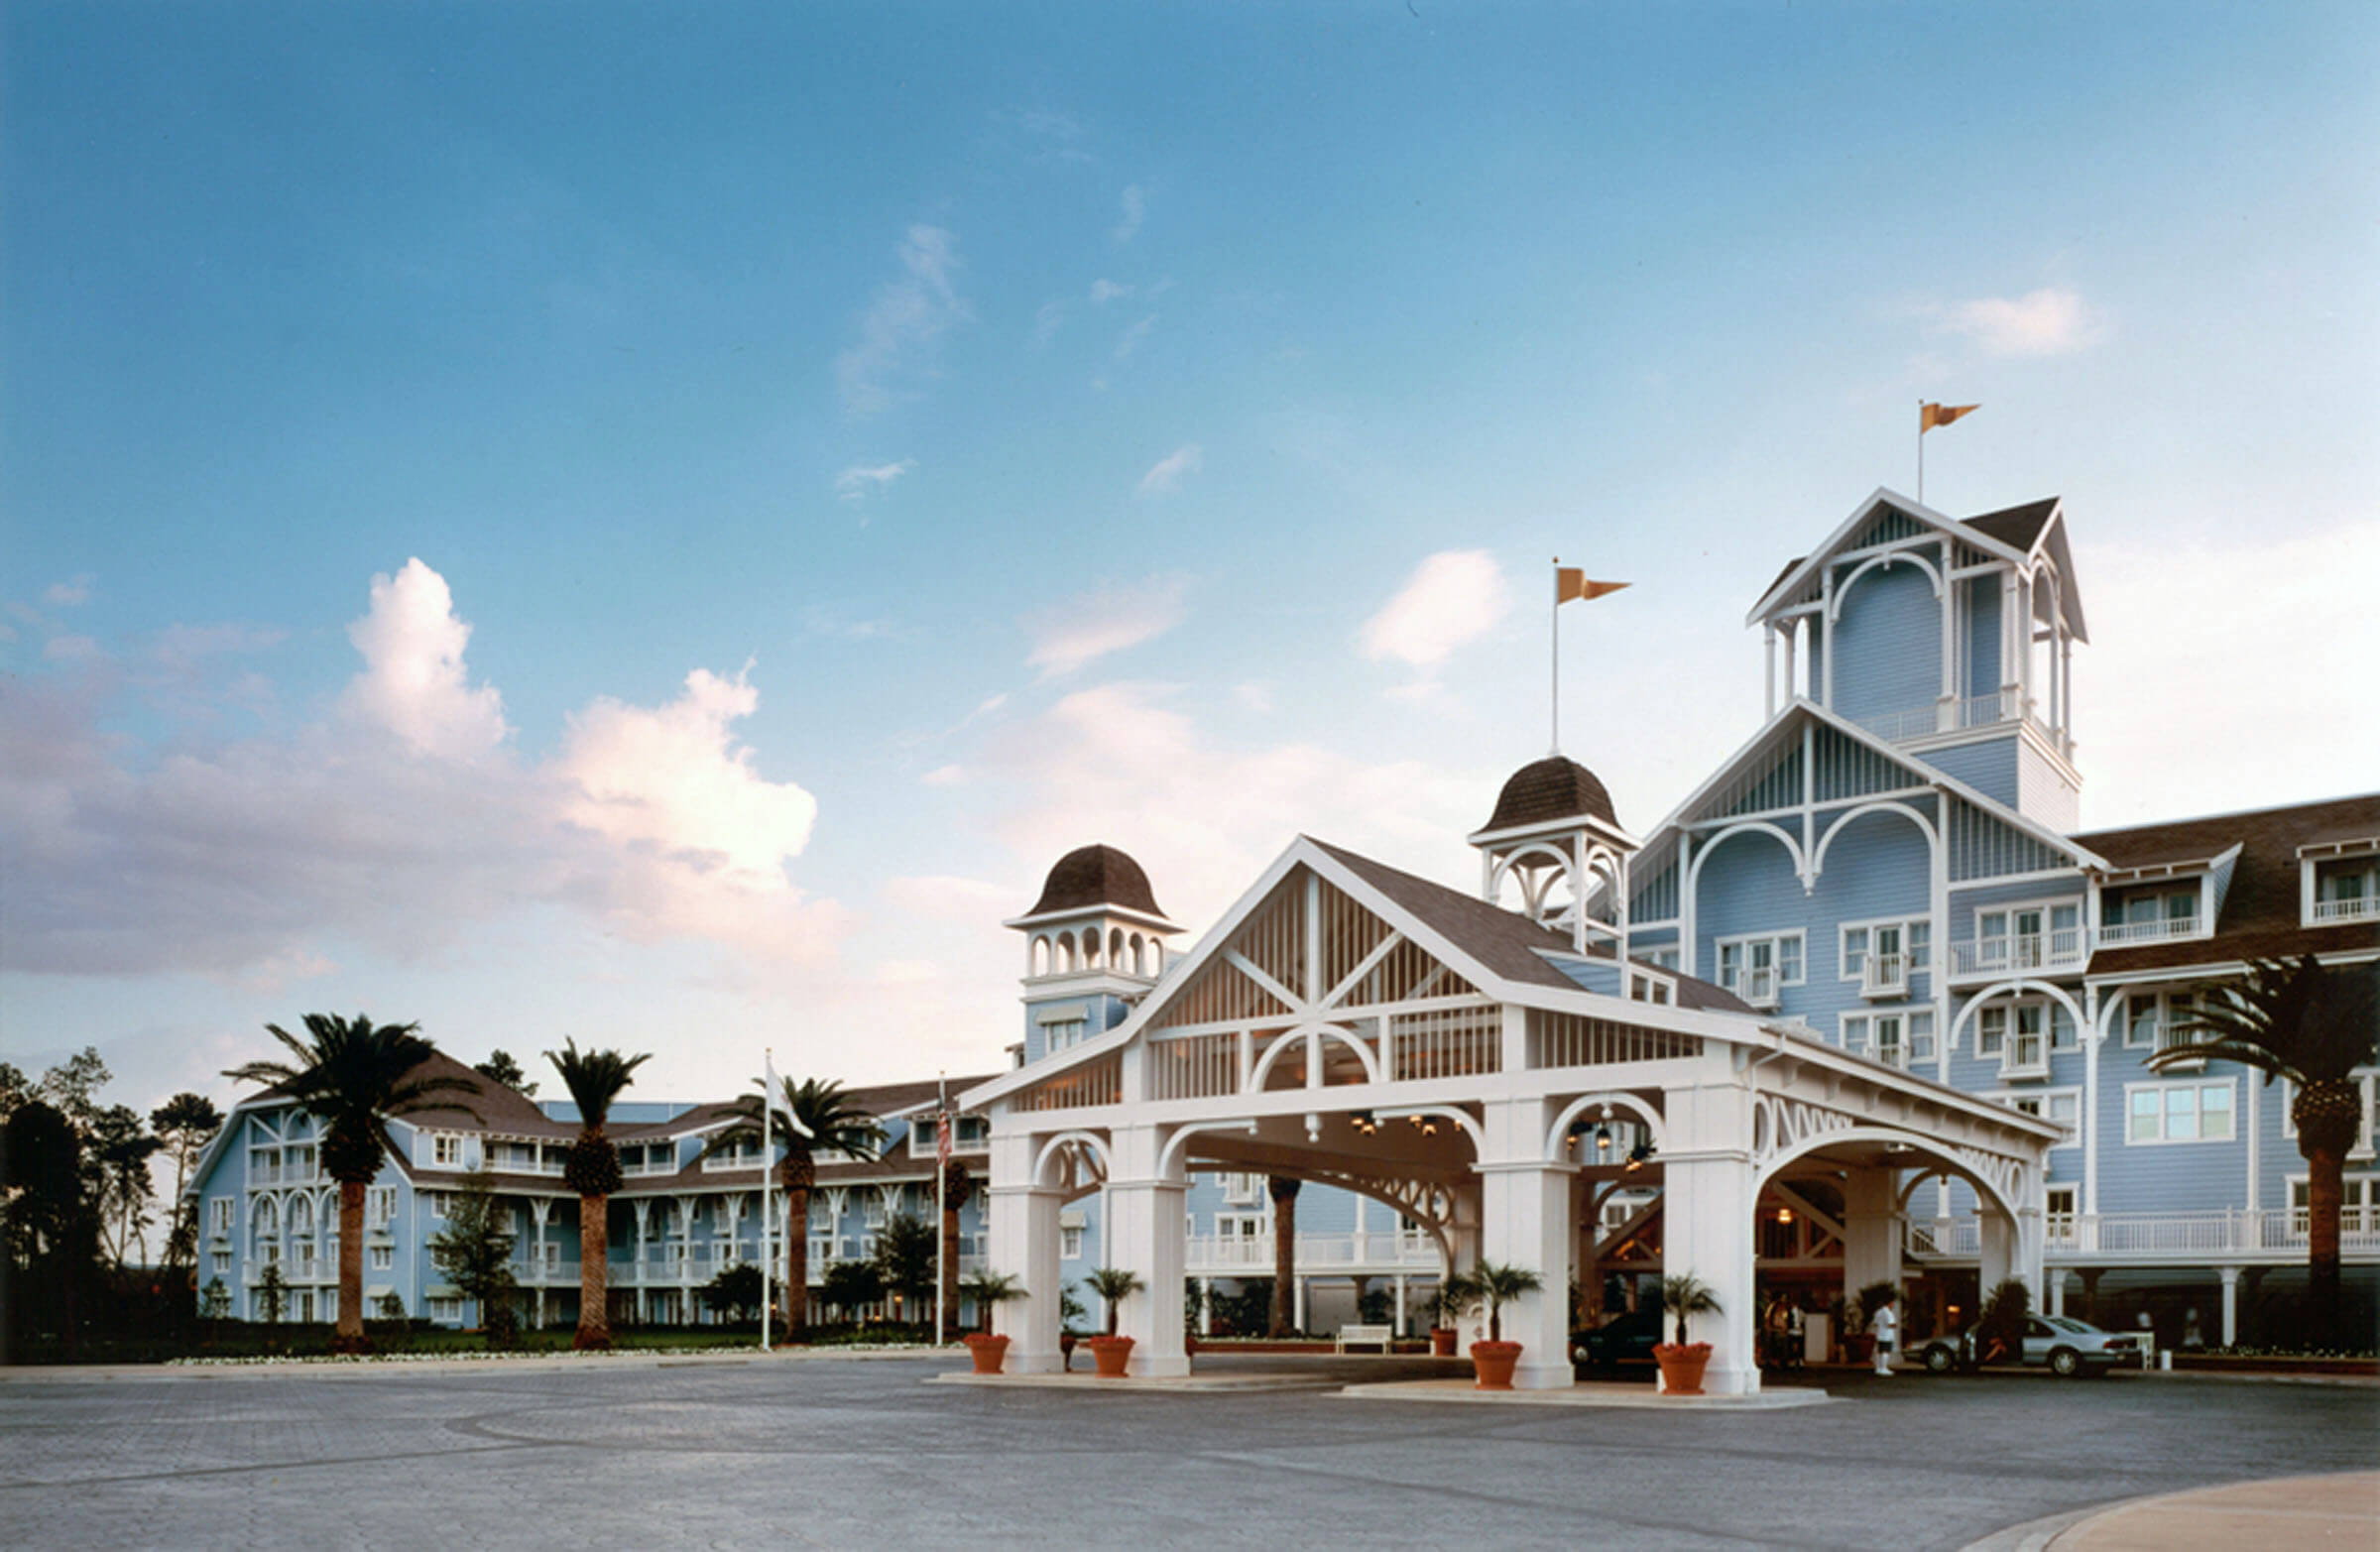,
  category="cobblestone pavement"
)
[2,1357,2373,1551]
